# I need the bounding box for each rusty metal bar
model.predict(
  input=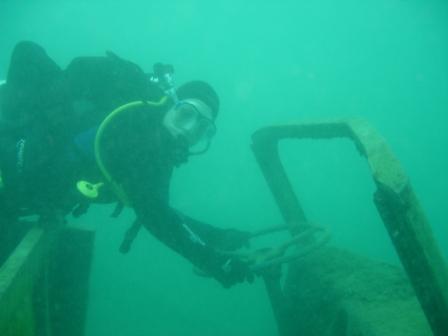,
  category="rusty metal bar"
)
[251,118,448,336]
[251,132,307,235]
